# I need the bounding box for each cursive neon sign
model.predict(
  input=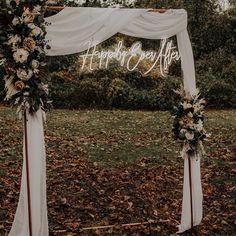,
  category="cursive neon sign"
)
[80,39,180,77]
